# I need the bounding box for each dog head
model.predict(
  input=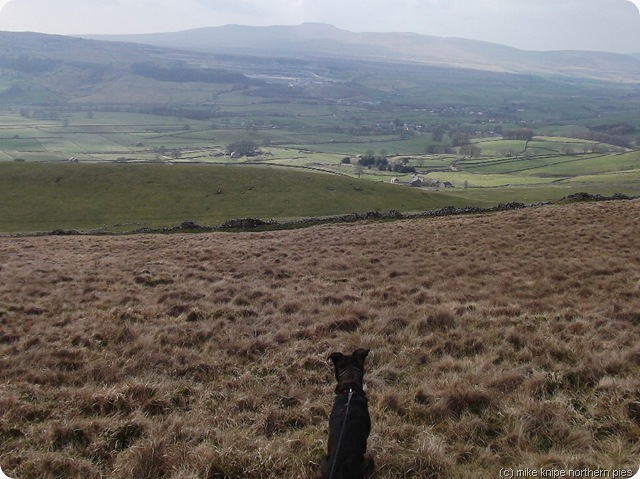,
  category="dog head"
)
[328,348,370,395]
